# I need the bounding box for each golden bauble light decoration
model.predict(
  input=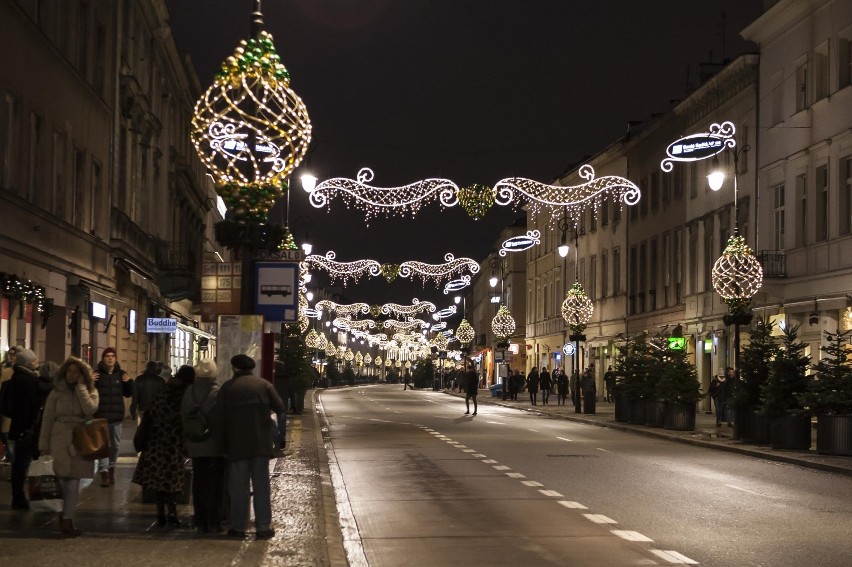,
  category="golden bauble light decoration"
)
[456,319,475,345]
[325,342,337,358]
[711,235,763,301]
[561,280,593,335]
[491,305,516,340]
[364,353,372,365]
[305,328,320,348]
[344,349,354,362]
